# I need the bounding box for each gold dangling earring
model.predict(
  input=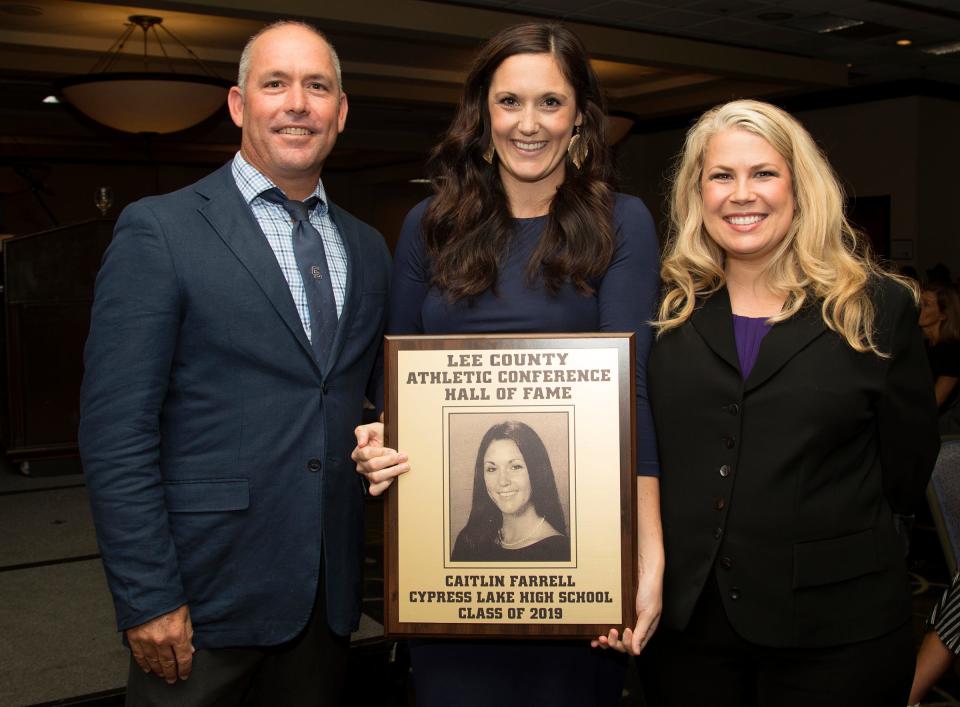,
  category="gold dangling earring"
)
[483,143,495,165]
[568,126,588,170]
